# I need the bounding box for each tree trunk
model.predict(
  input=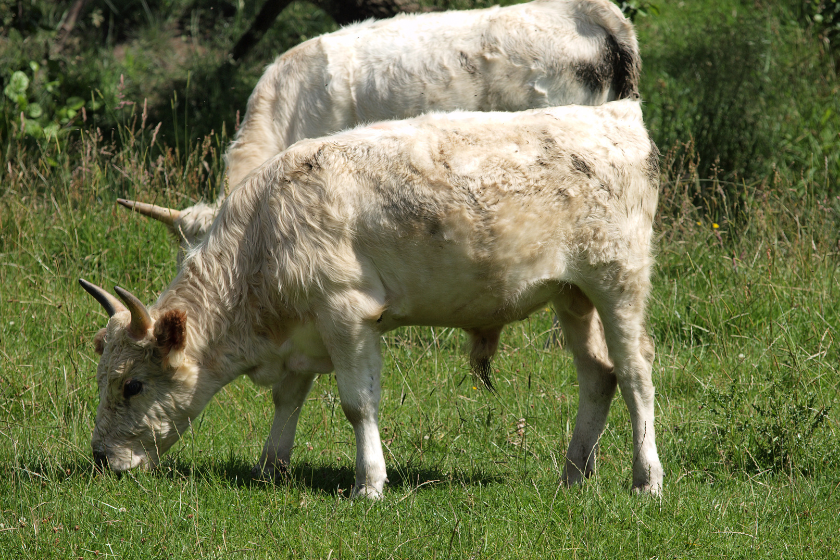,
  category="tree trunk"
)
[230,0,297,62]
